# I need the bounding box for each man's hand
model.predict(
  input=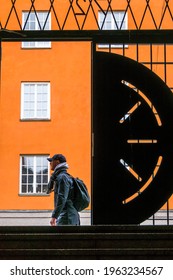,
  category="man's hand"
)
[50,217,57,226]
